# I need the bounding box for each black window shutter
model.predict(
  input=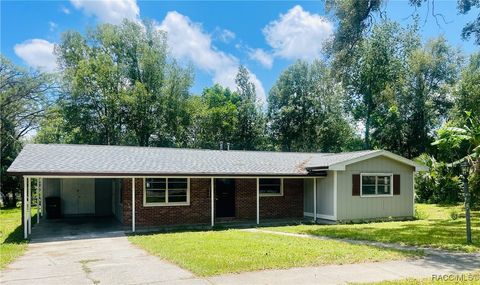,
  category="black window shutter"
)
[352,174,360,196]
[393,175,400,195]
